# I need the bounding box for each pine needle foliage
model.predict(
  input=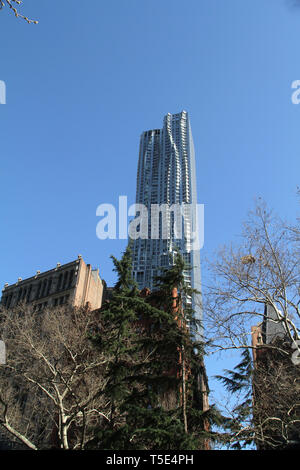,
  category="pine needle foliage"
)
[89,246,222,450]
[215,349,255,449]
